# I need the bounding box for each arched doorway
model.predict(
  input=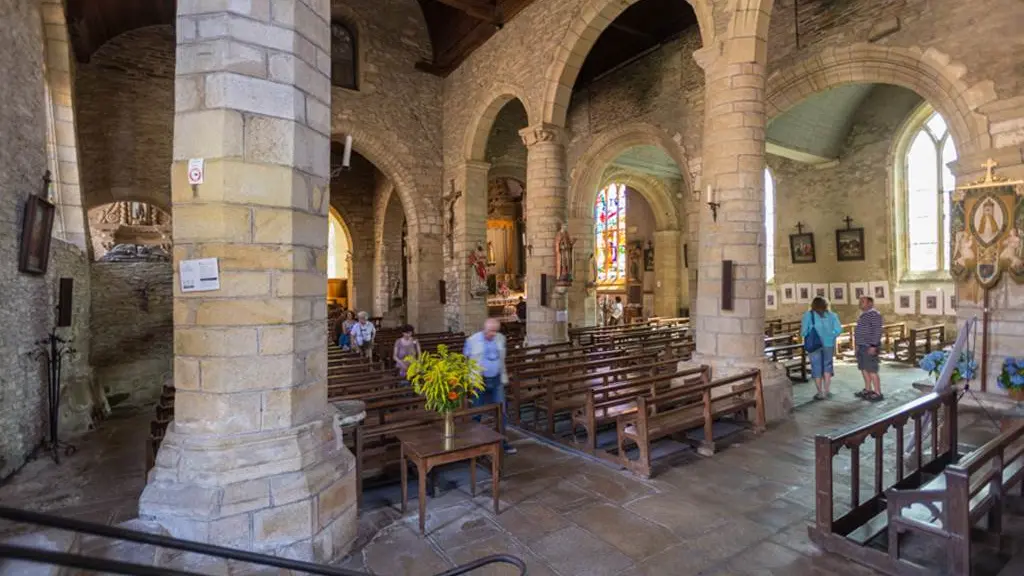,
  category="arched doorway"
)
[328,208,353,310]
